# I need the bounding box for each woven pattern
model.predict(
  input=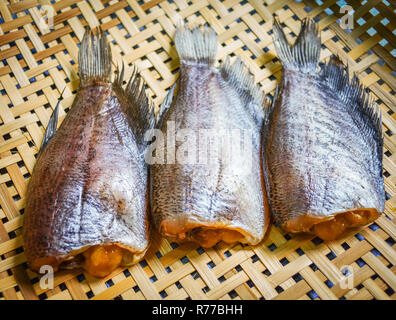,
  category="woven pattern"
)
[0,0,395,300]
